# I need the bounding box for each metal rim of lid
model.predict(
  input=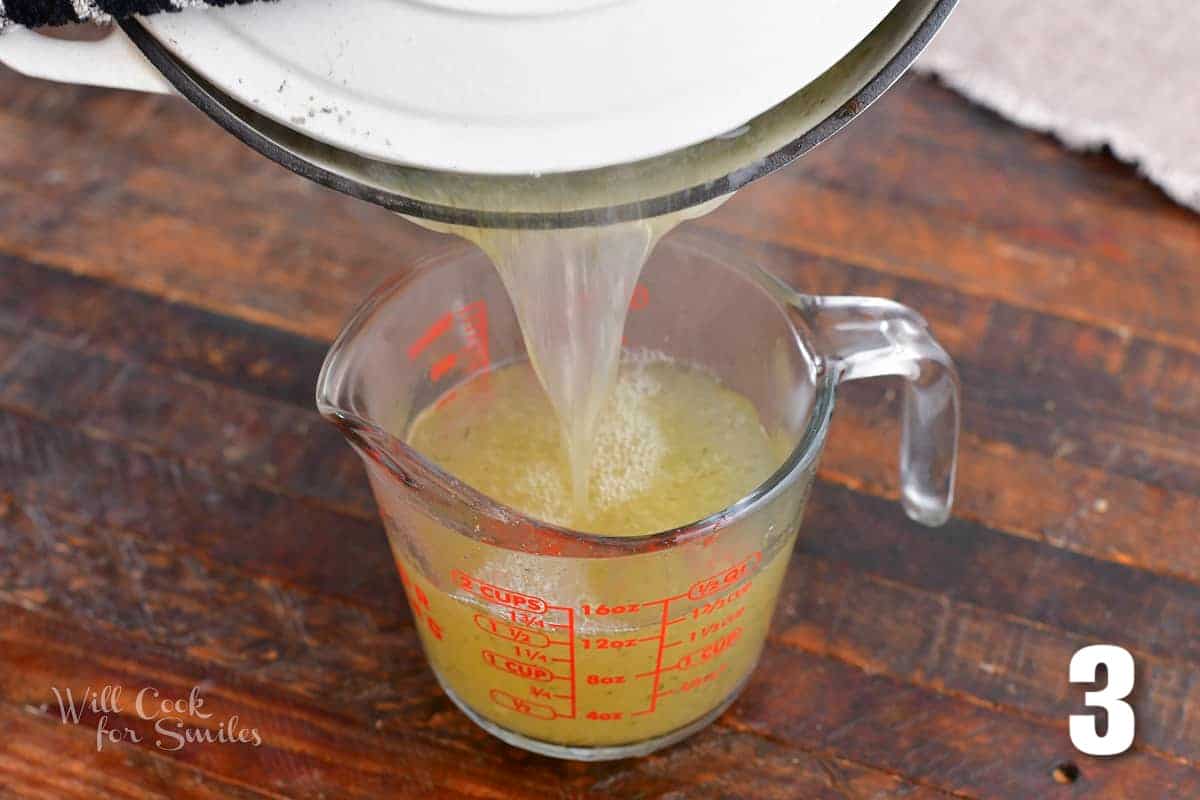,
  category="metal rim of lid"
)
[119,0,957,230]
[135,0,905,175]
